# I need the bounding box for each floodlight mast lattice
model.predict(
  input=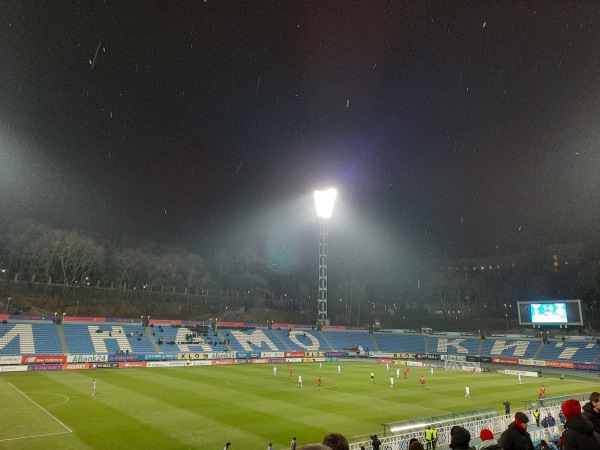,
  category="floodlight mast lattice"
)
[314,188,337,327]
